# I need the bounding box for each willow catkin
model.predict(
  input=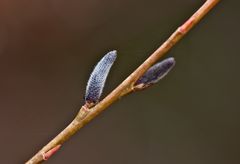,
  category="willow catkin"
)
[85,50,117,103]
[135,57,175,87]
